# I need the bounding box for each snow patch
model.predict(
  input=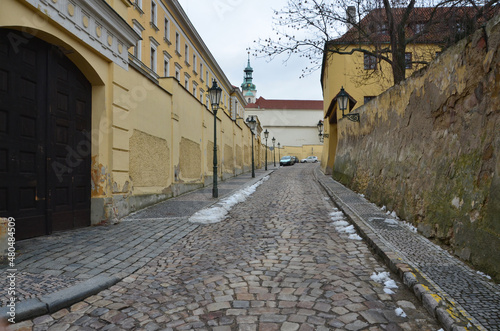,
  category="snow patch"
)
[332,220,349,227]
[348,233,362,240]
[395,307,407,318]
[384,218,398,225]
[371,272,398,294]
[188,176,269,224]
[337,225,356,234]
[477,271,492,280]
